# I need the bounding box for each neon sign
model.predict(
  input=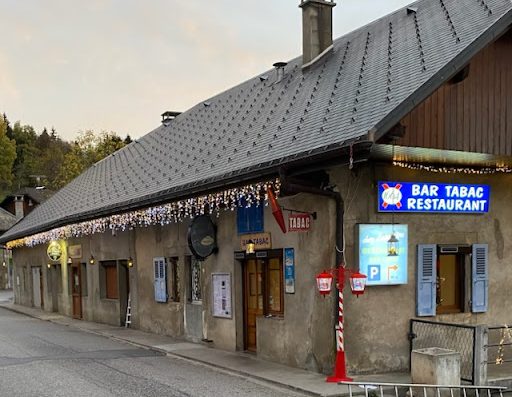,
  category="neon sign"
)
[378,182,490,213]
